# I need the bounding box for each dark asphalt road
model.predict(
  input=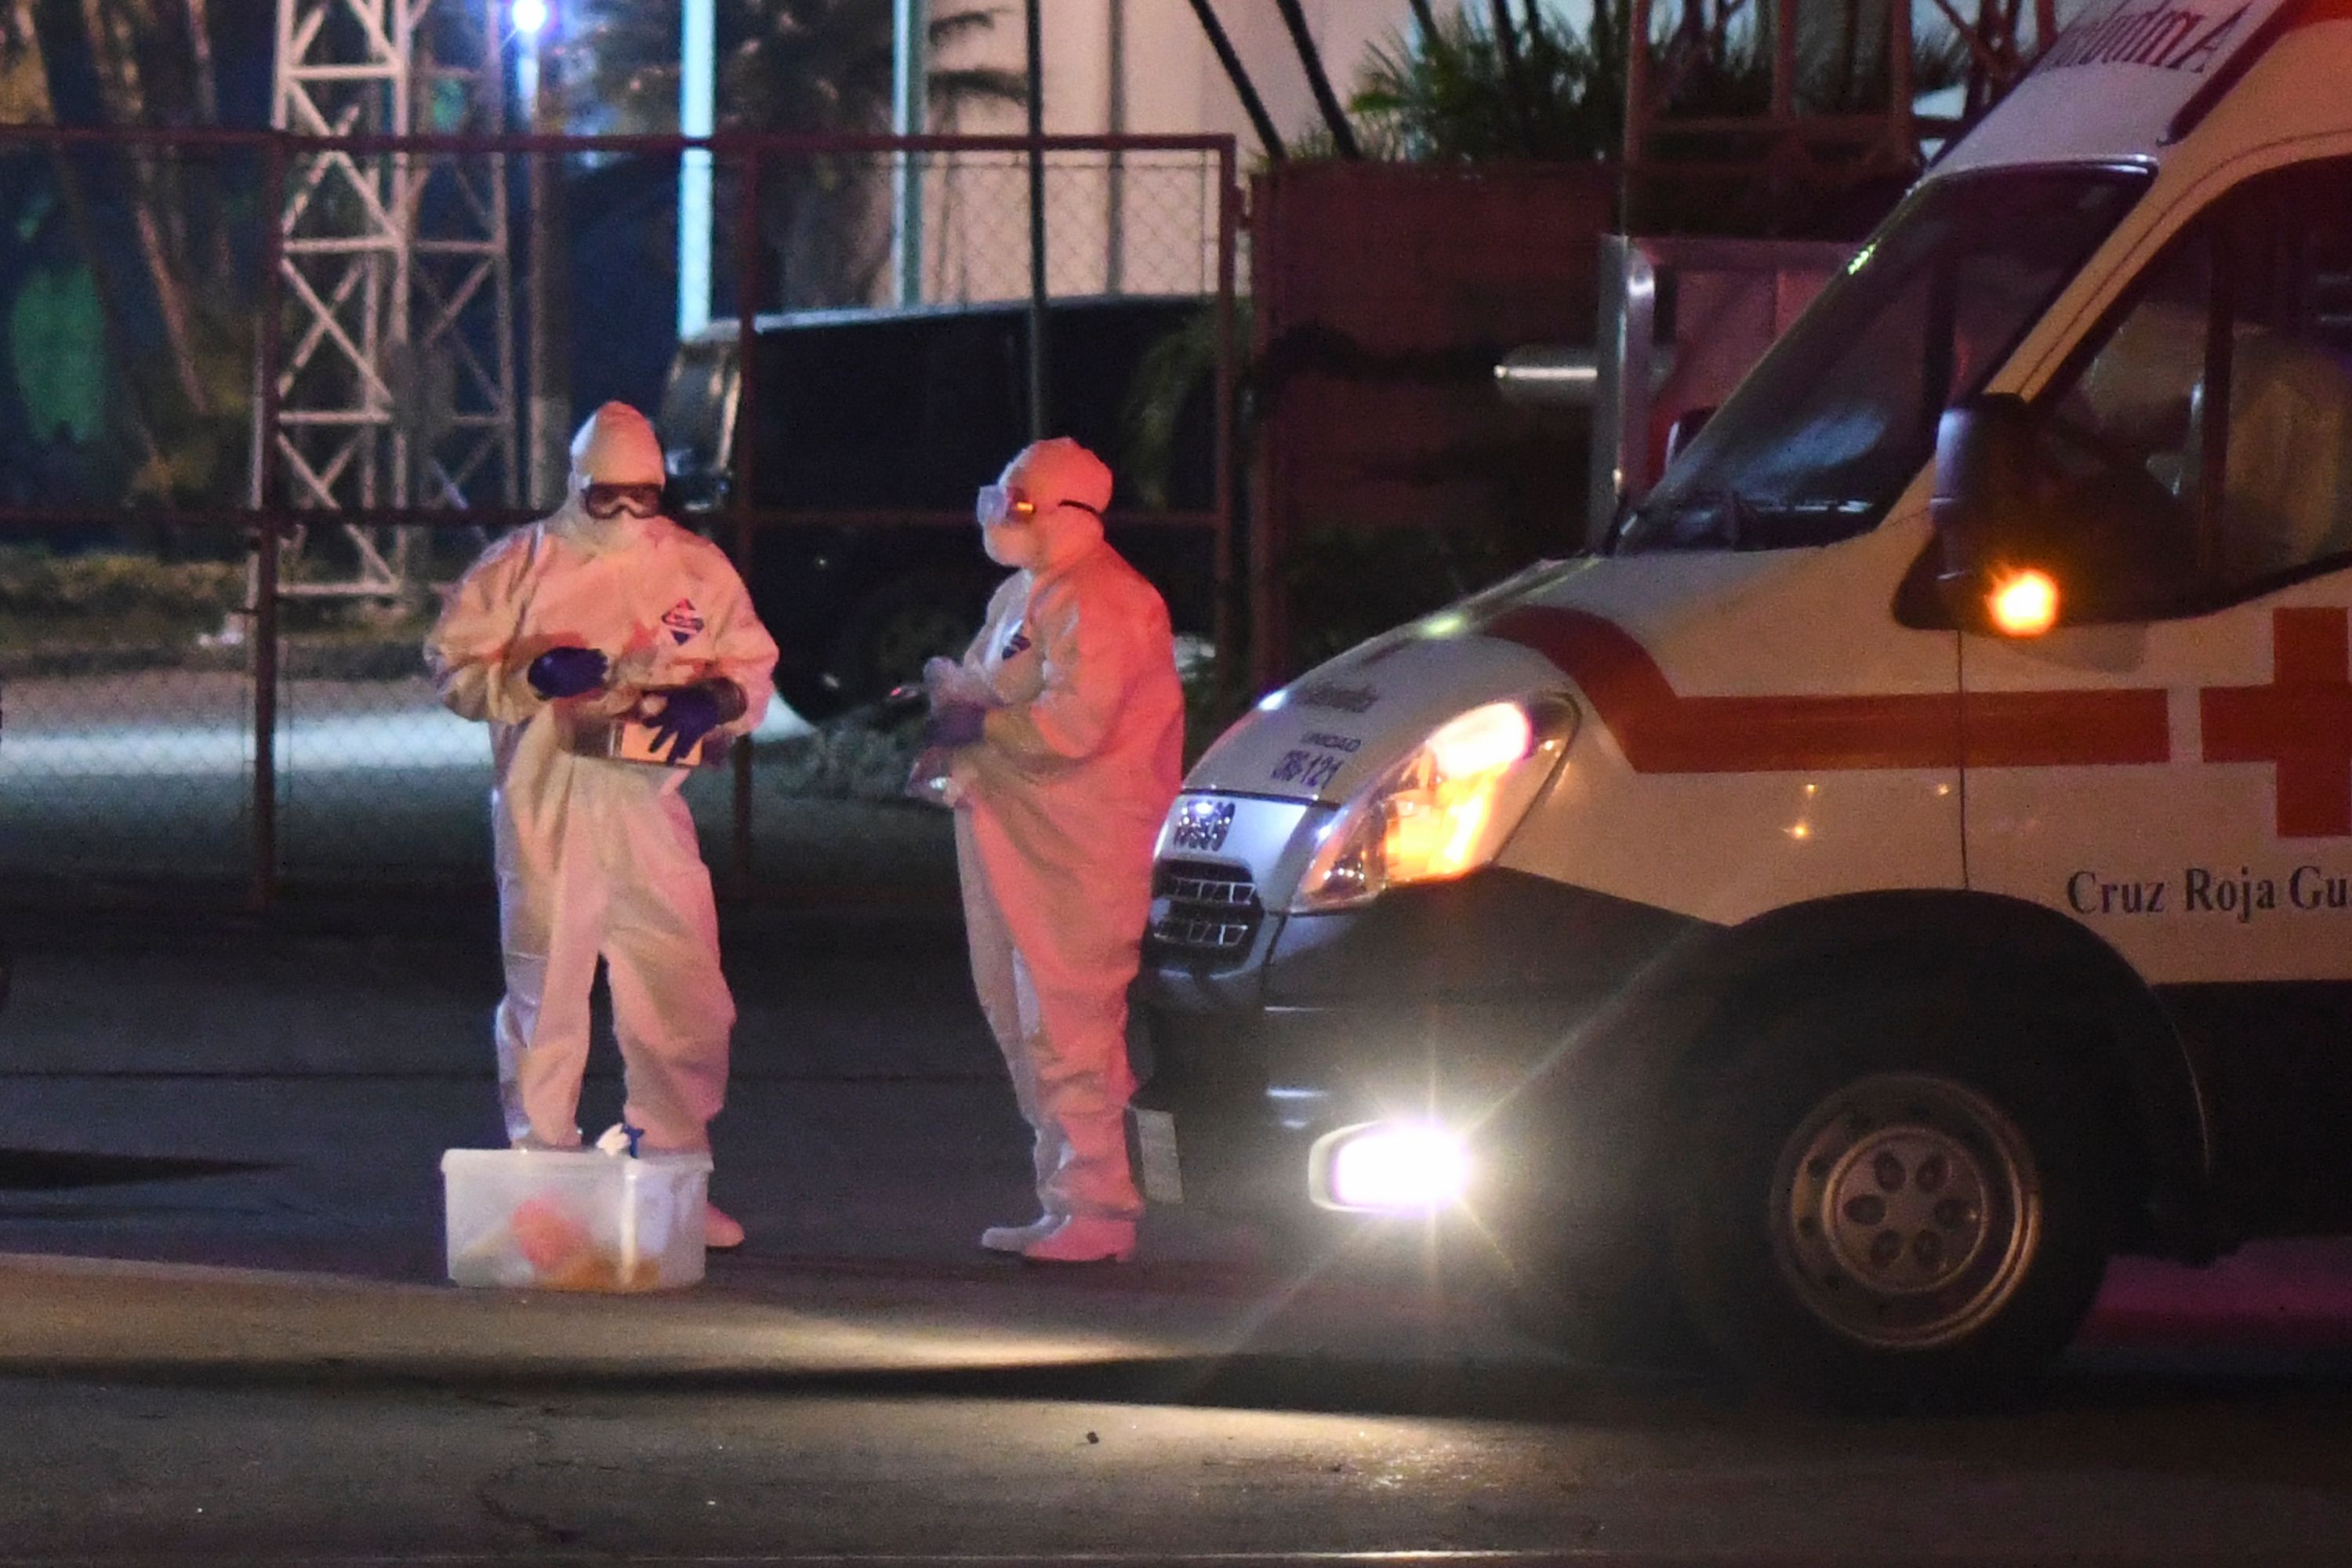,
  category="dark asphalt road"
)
[2,876,2352,1564]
